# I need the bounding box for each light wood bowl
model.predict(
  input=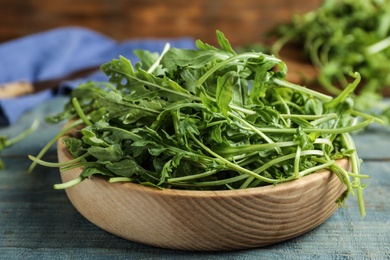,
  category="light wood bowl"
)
[57,137,349,251]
